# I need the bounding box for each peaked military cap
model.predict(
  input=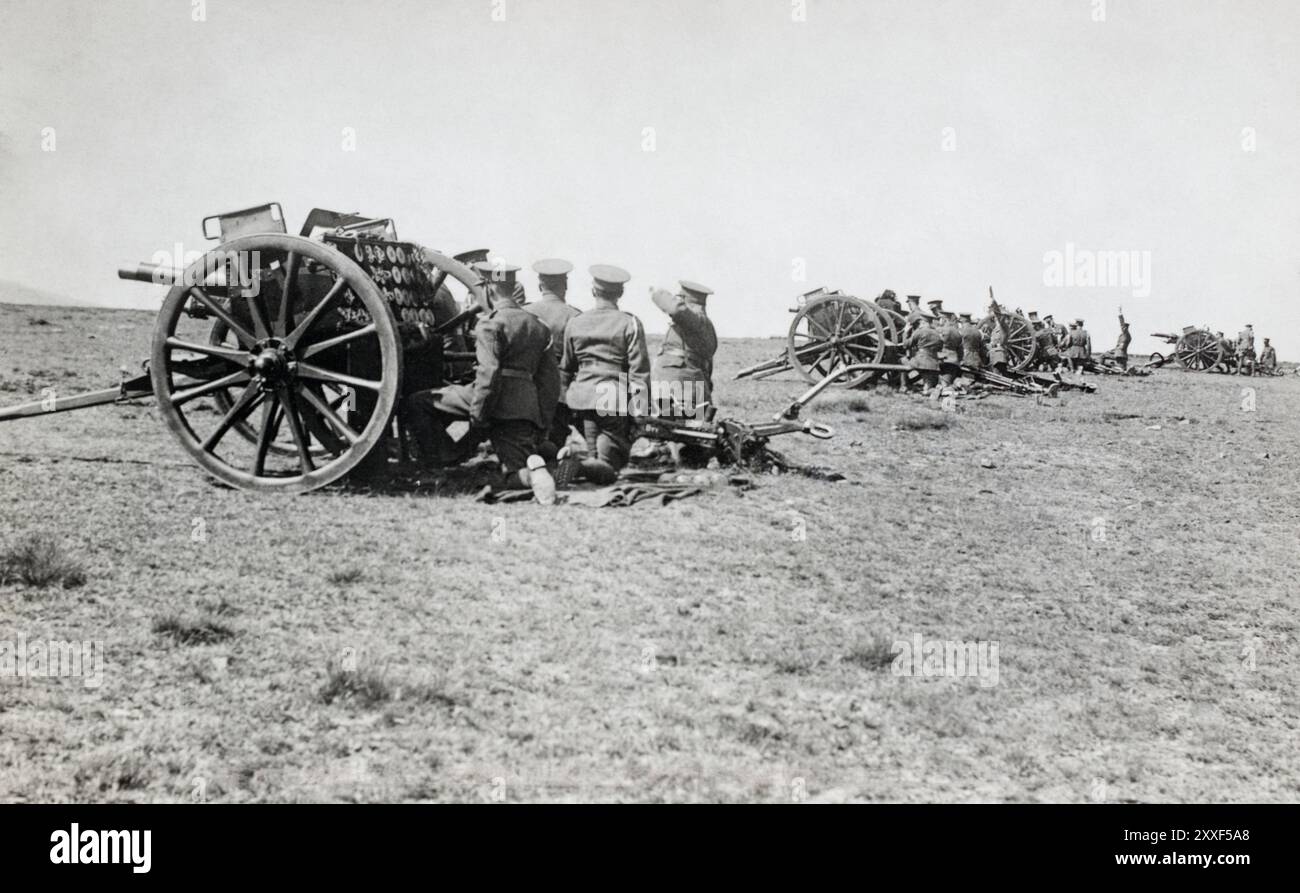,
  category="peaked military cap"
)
[472,260,521,284]
[590,264,630,297]
[532,258,573,277]
[679,280,714,301]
